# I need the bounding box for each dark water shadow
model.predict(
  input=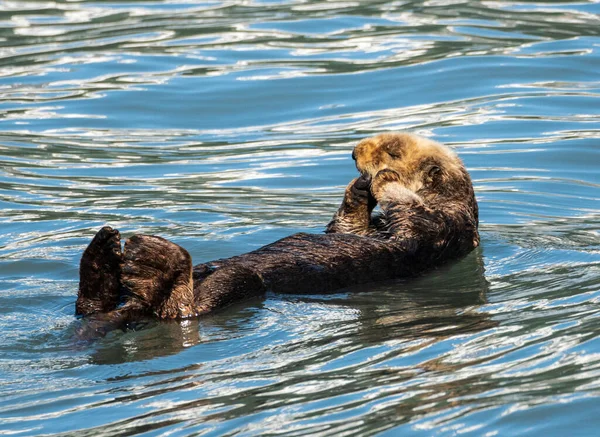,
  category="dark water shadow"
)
[82,296,267,366]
